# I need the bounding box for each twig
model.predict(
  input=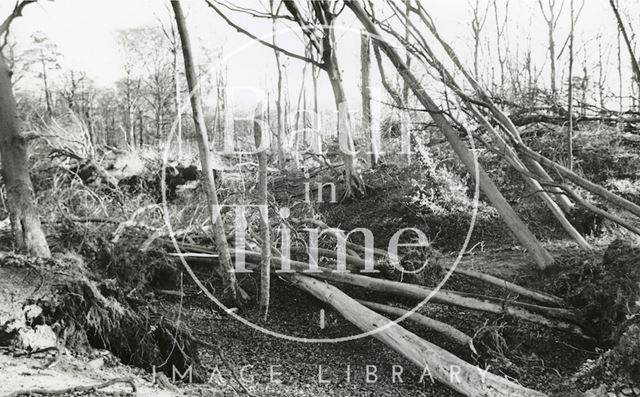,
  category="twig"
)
[6,377,137,397]
[0,1,38,51]
[12,346,58,358]
[203,0,322,67]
